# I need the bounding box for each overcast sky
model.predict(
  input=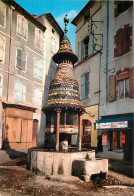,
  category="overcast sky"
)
[15,0,89,52]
